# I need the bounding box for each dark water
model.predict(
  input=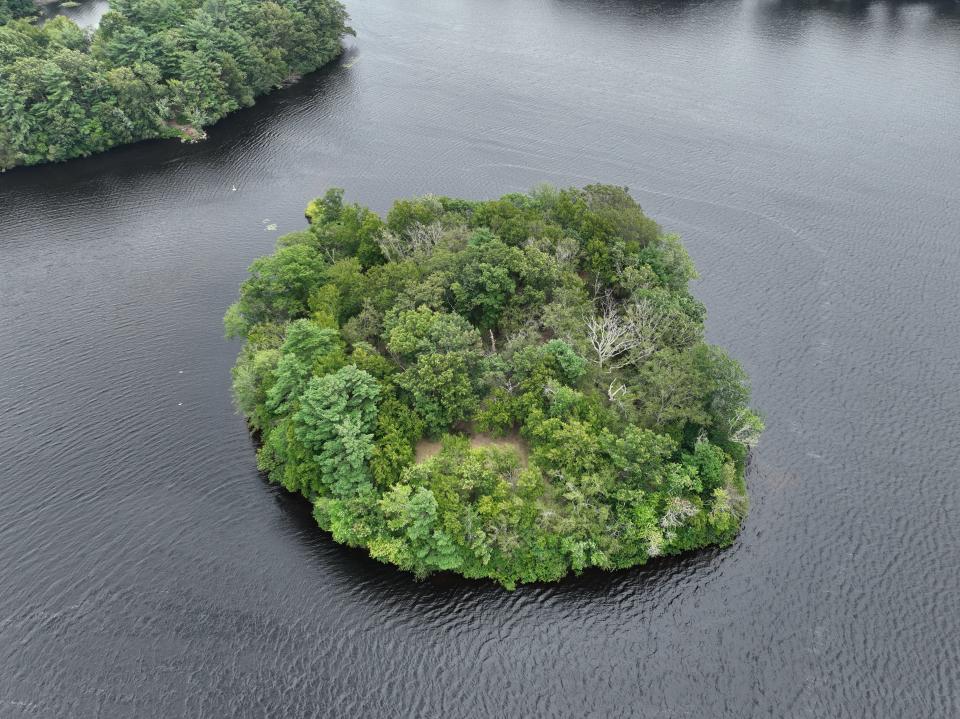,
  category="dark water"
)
[2,0,960,715]
[39,0,110,29]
